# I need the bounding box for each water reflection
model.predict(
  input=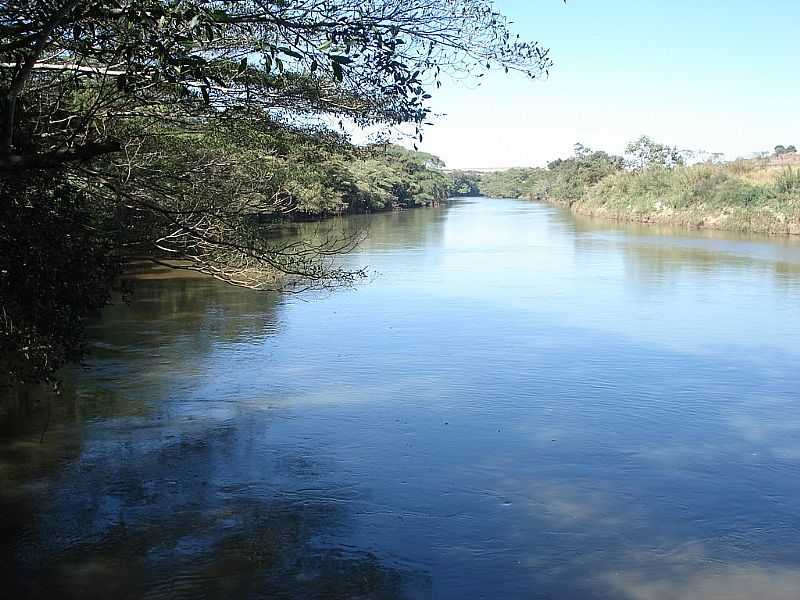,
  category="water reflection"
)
[3,404,430,599]
[568,210,800,292]
[1,276,429,600]
[606,562,800,600]
[3,198,800,599]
